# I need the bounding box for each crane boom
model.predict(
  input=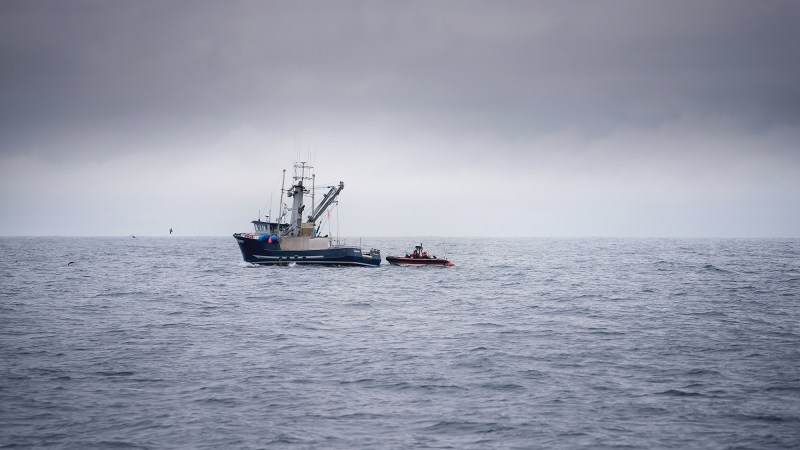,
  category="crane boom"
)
[309,181,344,223]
